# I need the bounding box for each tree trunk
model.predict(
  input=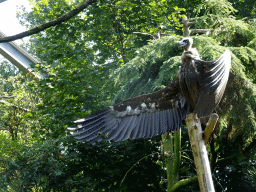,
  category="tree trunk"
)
[162,129,181,192]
